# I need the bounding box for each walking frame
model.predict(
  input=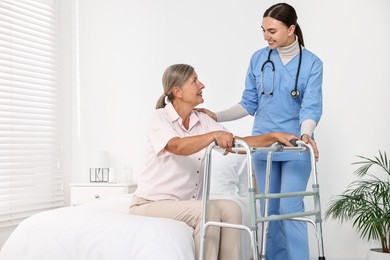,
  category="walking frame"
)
[199,139,326,260]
